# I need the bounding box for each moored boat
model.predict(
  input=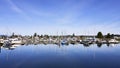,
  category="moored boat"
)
[9,38,22,45]
[60,39,69,45]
